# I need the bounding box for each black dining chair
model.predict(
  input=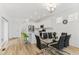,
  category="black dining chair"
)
[39,31,42,38]
[50,35,66,50]
[35,35,47,49]
[64,35,71,47]
[52,32,58,42]
[48,32,53,39]
[42,33,48,39]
